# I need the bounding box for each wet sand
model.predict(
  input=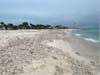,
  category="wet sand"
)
[65,32,100,64]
